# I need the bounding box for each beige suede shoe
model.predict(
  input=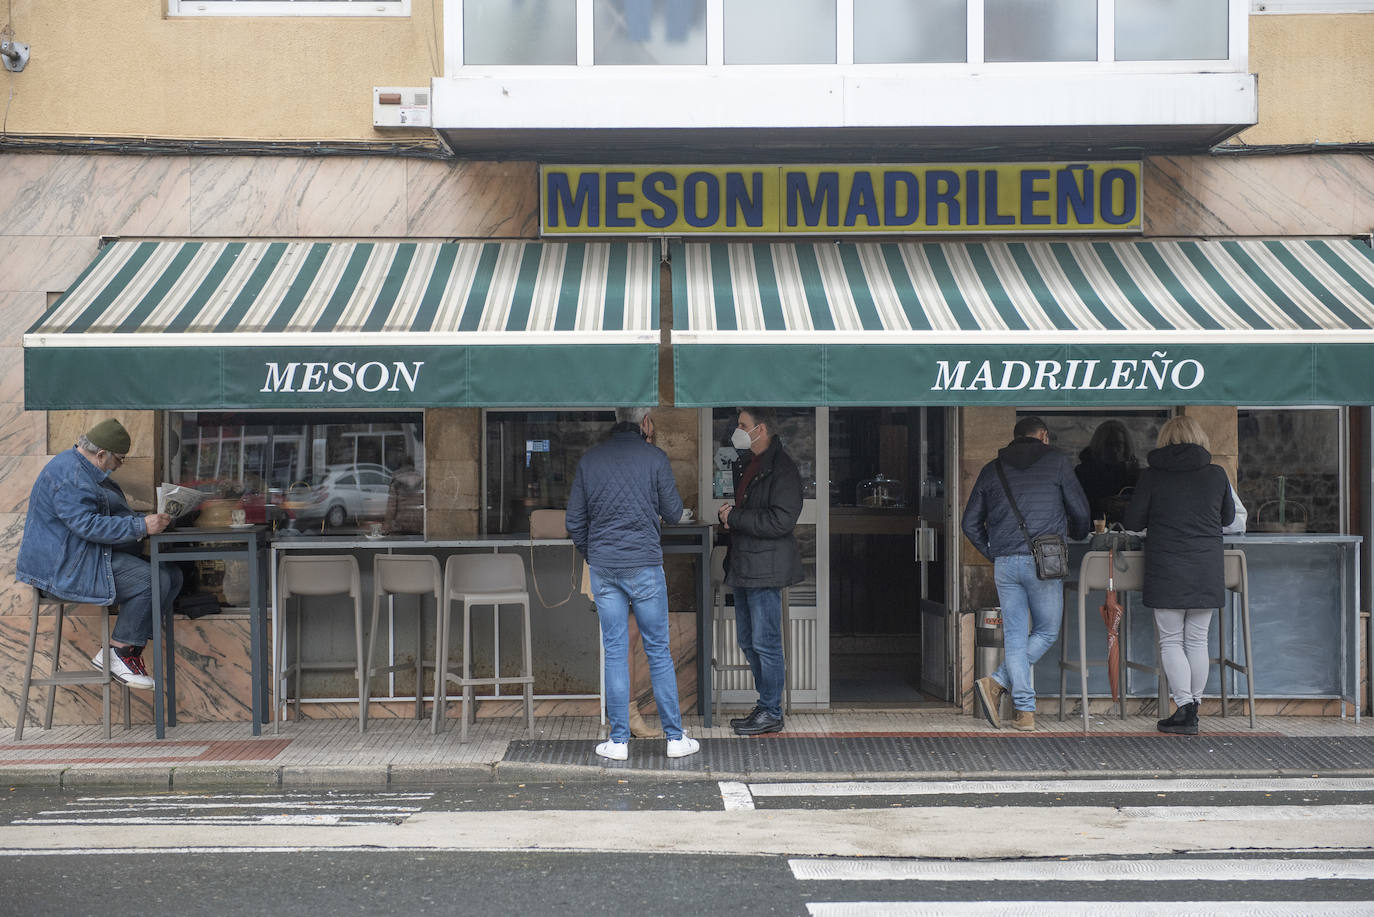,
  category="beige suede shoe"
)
[629,705,664,739]
[974,676,1005,729]
[1009,710,1035,732]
